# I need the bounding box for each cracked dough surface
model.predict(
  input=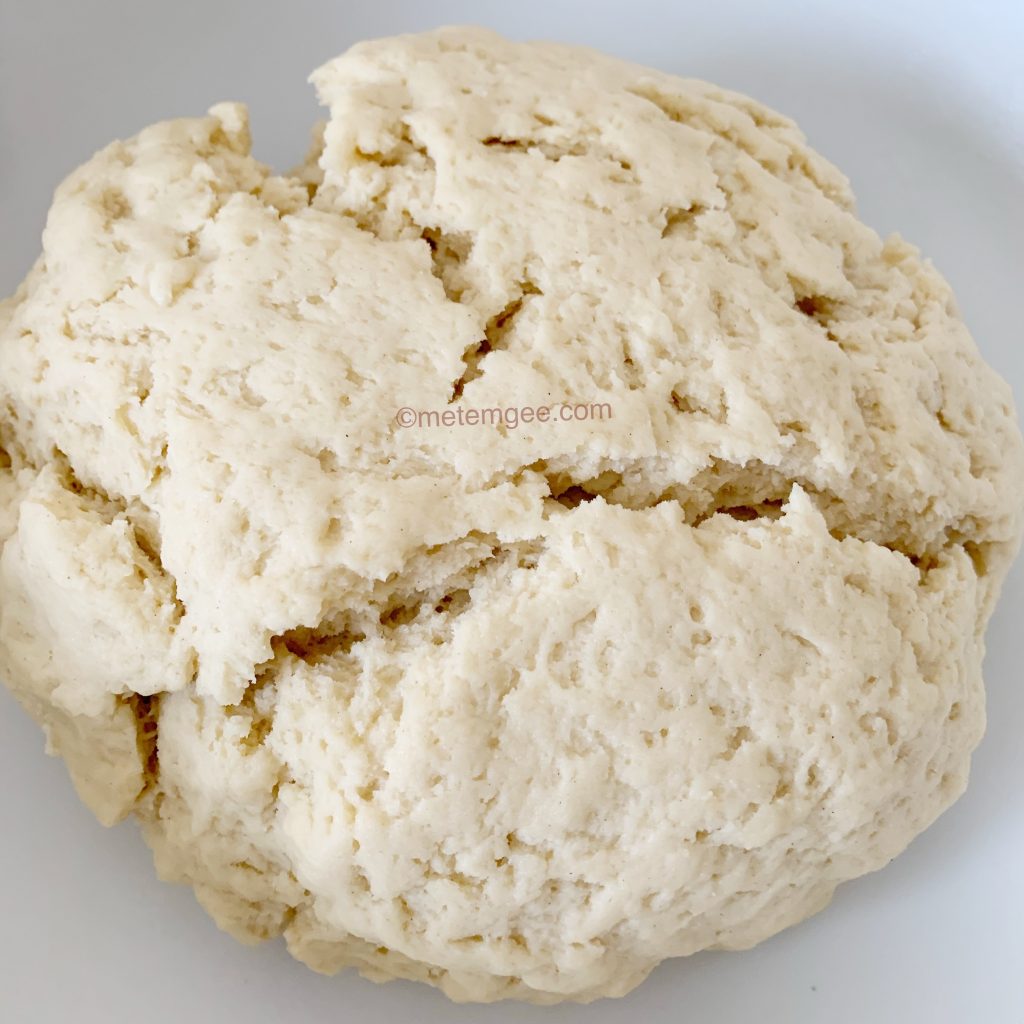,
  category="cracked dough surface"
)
[1,26,1022,1004]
